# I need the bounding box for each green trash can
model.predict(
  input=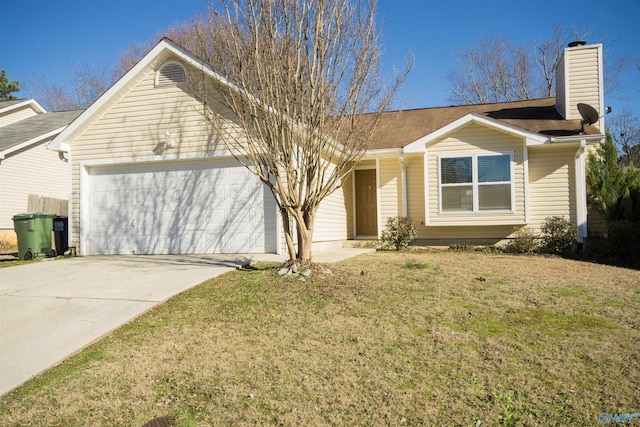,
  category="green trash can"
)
[12,212,56,260]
